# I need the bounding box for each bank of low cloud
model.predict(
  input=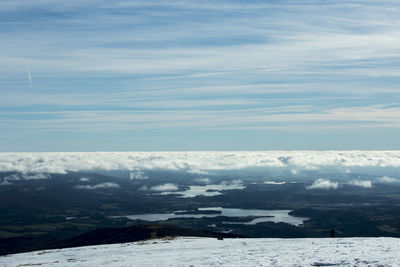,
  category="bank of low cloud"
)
[0,151,399,176]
